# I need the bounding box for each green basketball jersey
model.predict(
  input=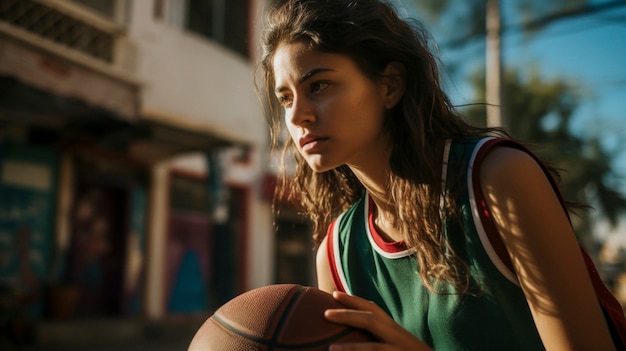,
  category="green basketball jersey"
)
[325,138,546,350]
